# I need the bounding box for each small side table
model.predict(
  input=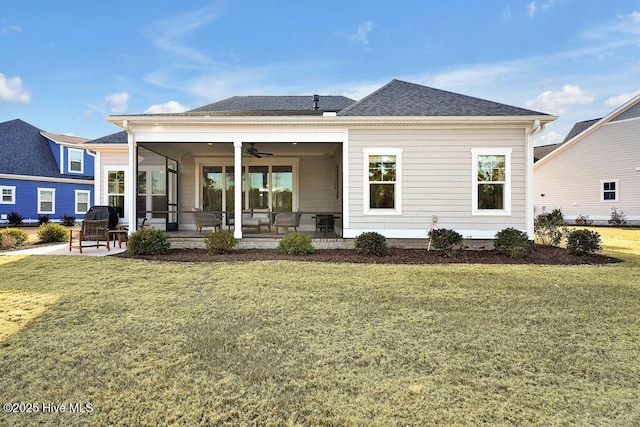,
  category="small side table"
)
[108,229,129,248]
